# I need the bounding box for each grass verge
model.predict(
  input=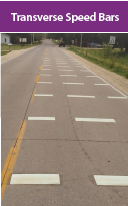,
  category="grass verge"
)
[68,46,128,79]
[1,43,42,55]
[1,51,10,56]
